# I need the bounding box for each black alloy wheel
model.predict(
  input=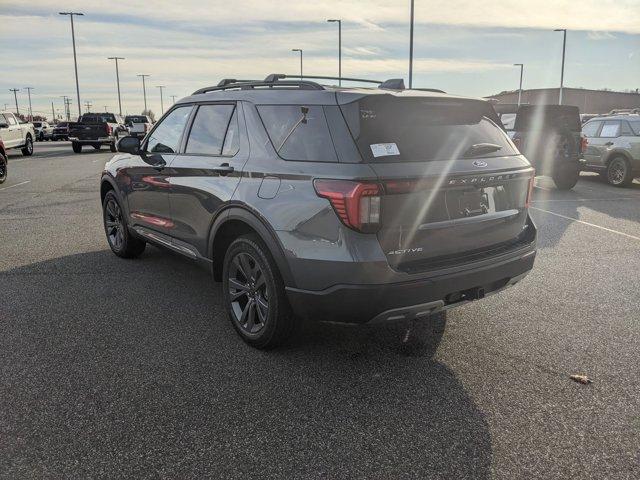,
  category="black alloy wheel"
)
[228,251,270,335]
